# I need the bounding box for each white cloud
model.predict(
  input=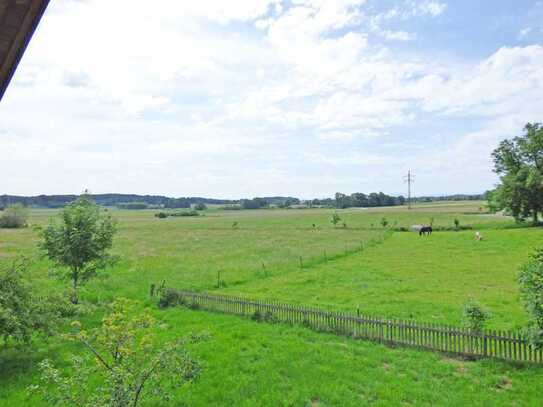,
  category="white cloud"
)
[518,27,532,38]
[0,0,541,198]
[380,30,417,41]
